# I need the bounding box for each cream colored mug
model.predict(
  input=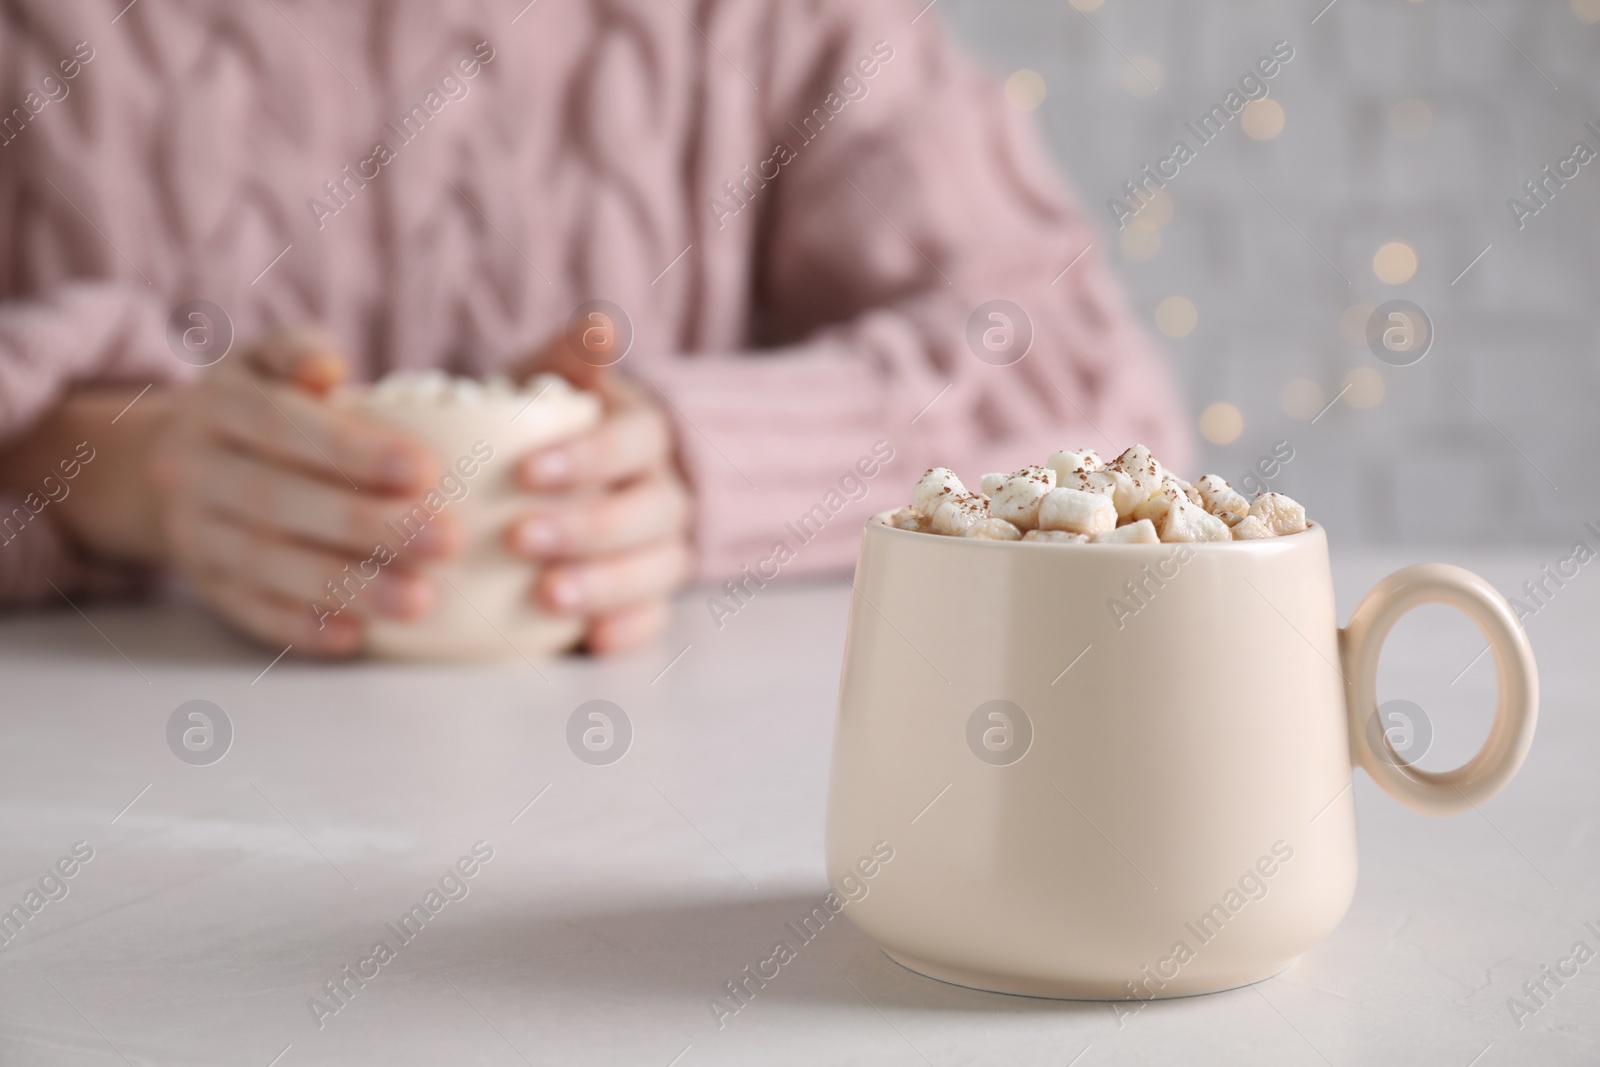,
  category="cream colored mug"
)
[825,515,1537,999]
[338,373,600,661]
